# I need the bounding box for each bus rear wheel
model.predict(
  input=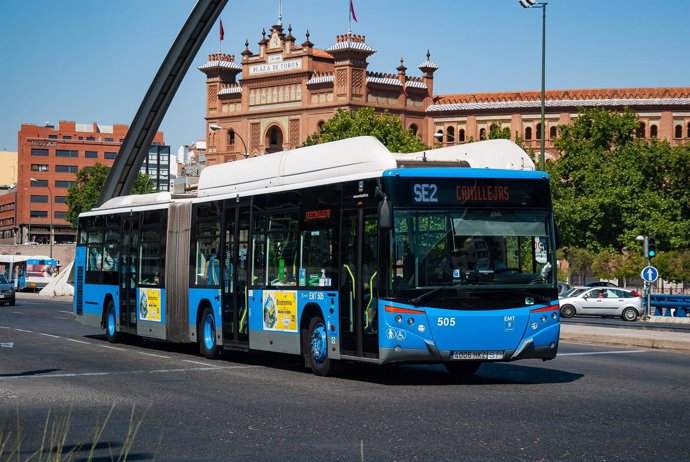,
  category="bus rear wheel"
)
[199,307,220,359]
[105,300,119,343]
[305,317,339,377]
[445,361,481,376]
